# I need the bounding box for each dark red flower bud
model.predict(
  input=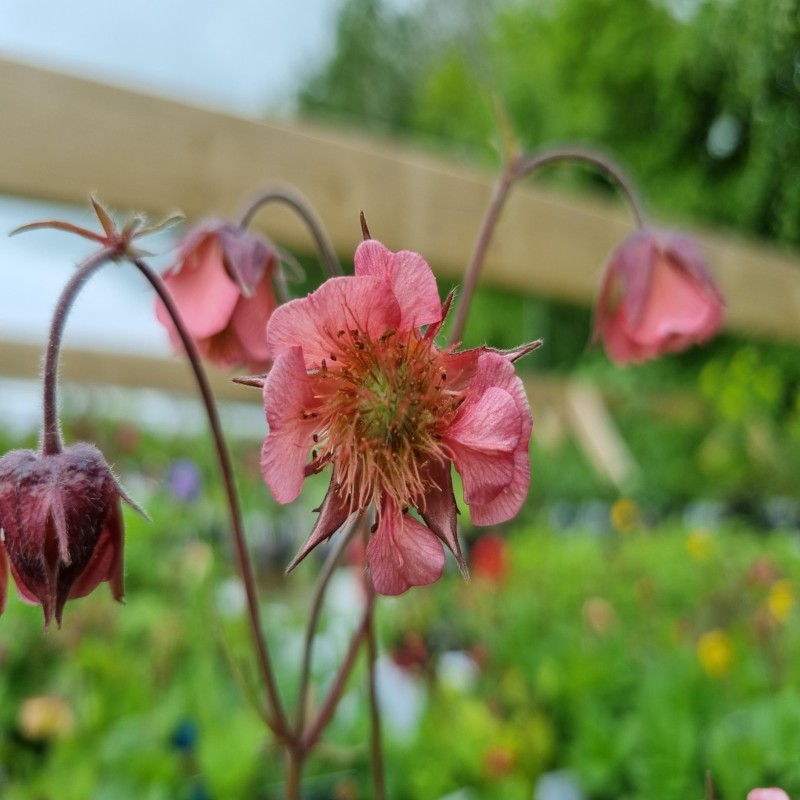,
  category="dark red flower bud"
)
[0,443,142,628]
